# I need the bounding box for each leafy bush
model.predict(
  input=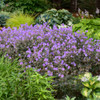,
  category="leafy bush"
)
[35,9,74,27]
[3,0,51,14]
[6,13,35,28]
[79,72,100,100]
[73,18,100,40]
[0,11,10,27]
[0,55,54,100]
[0,23,100,98]
[0,0,5,11]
